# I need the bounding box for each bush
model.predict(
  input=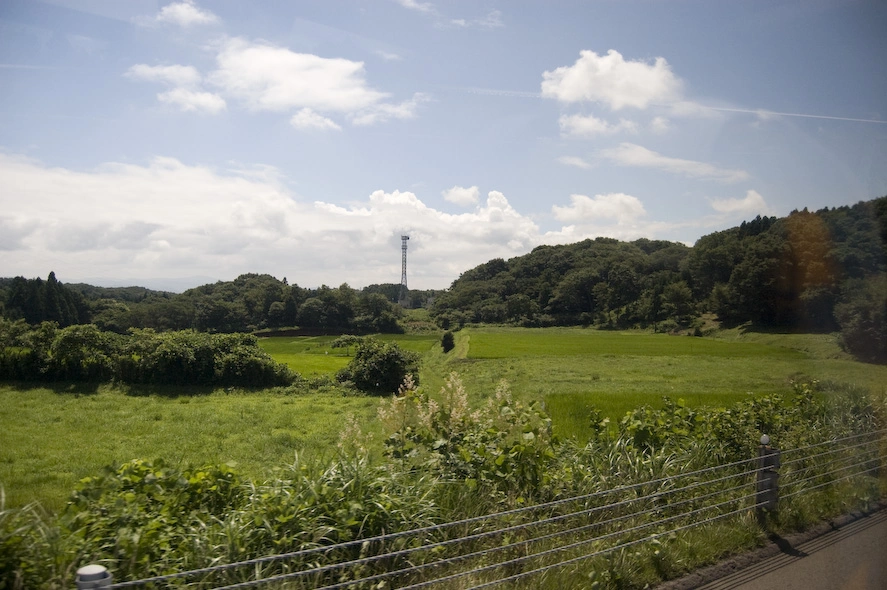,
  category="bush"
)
[0,324,298,387]
[378,374,556,499]
[441,331,455,353]
[336,337,419,395]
